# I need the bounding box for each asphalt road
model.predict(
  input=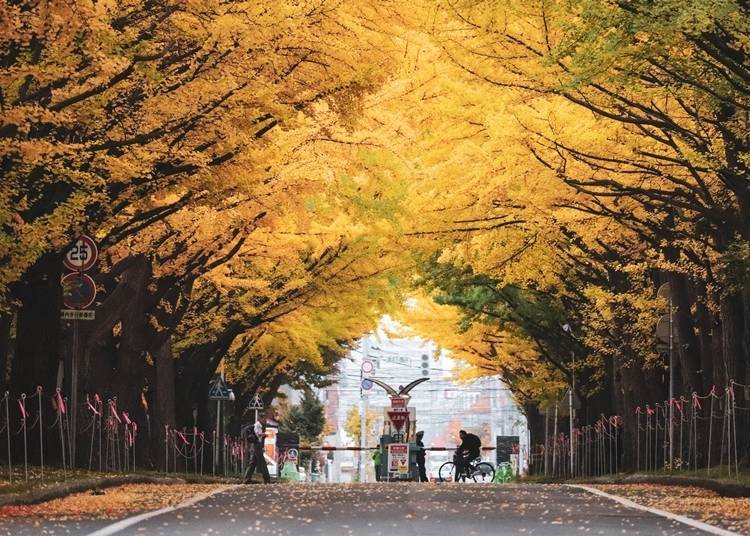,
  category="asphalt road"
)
[0,483,712,536]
